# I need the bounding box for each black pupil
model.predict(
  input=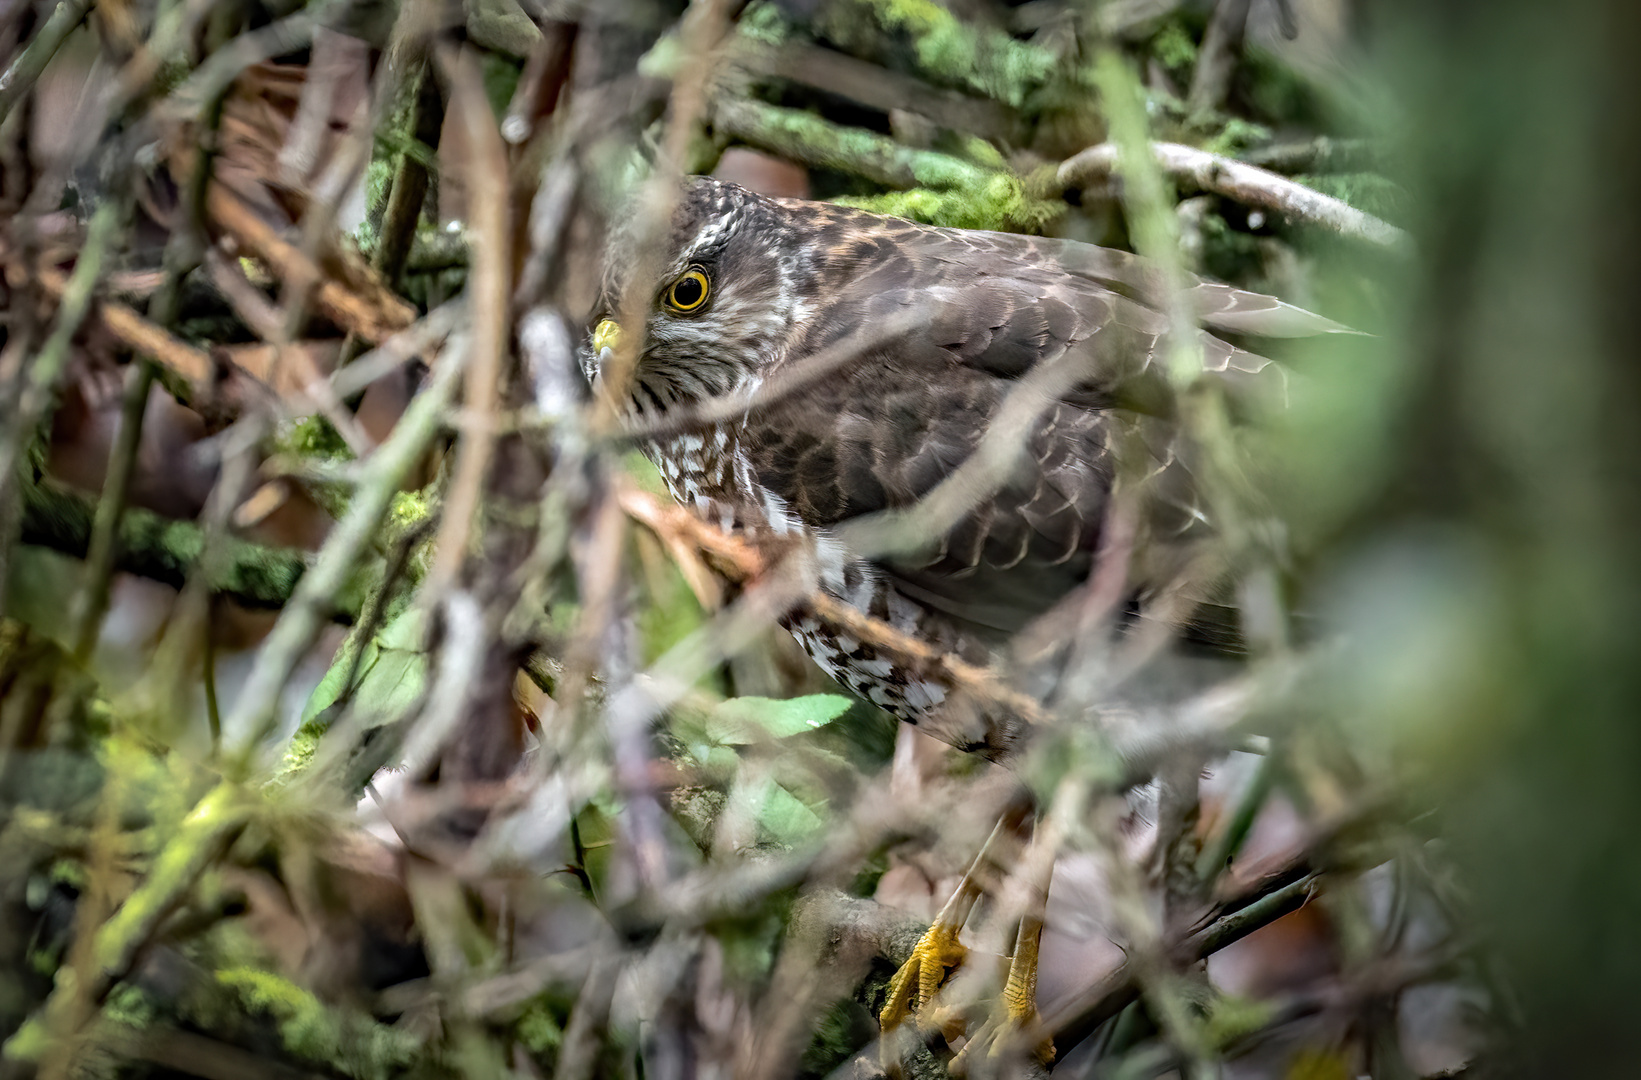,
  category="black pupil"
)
[673,275,703,307]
